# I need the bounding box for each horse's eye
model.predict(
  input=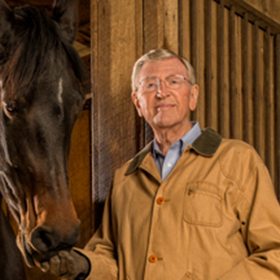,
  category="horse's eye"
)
[3,101,17,115]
